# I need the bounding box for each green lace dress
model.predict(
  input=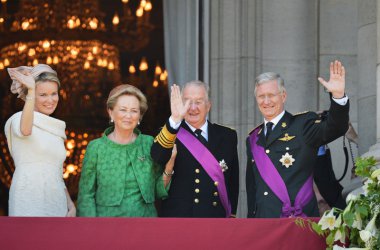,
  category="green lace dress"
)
[77,127,168,217]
